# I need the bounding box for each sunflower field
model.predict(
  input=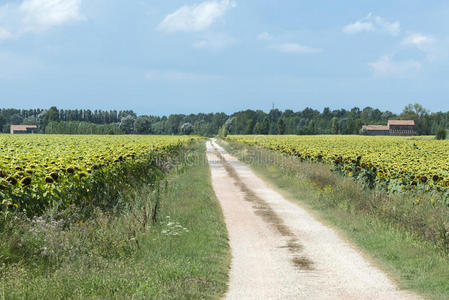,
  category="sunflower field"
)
[227,135,449,200]
[0,135,197,217]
